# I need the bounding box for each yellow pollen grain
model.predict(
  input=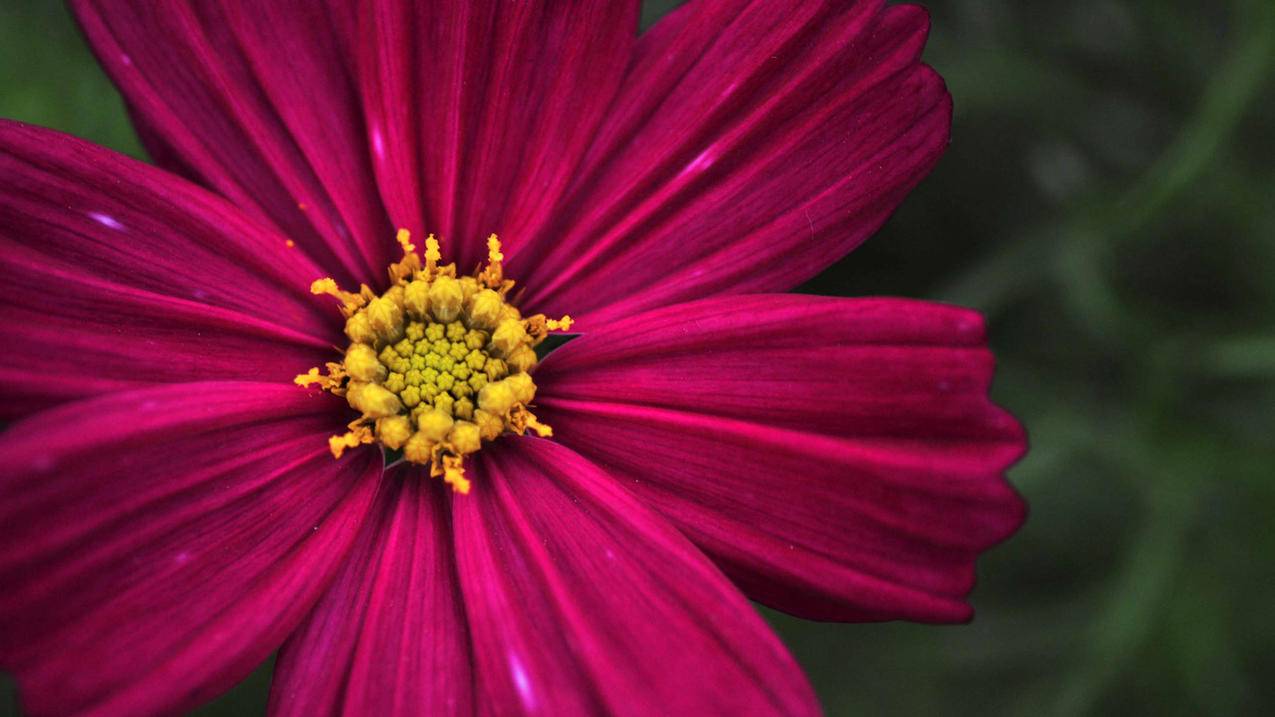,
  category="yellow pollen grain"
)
[295,231,572,493]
